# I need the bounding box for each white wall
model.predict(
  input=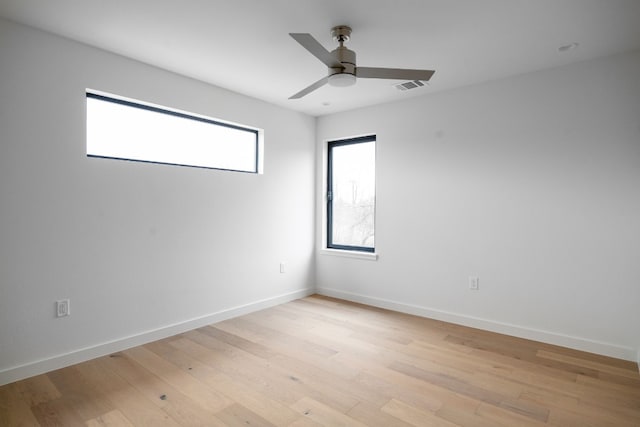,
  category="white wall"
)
[0,18,316,384]
[316,50,640,361]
